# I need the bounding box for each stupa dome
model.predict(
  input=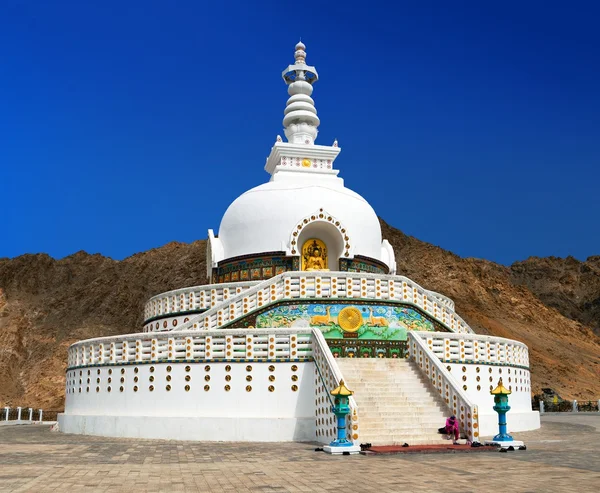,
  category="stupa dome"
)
[218,174,383,262]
